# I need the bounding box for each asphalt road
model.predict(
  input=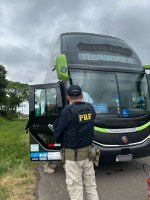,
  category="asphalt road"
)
[35,157,150,200]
